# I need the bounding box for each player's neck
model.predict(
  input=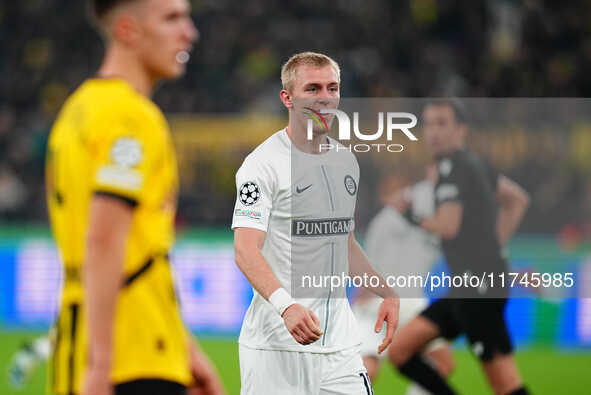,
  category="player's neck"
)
[437,144,465,160]
[286,122,329,155]
[98,44,157,98]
